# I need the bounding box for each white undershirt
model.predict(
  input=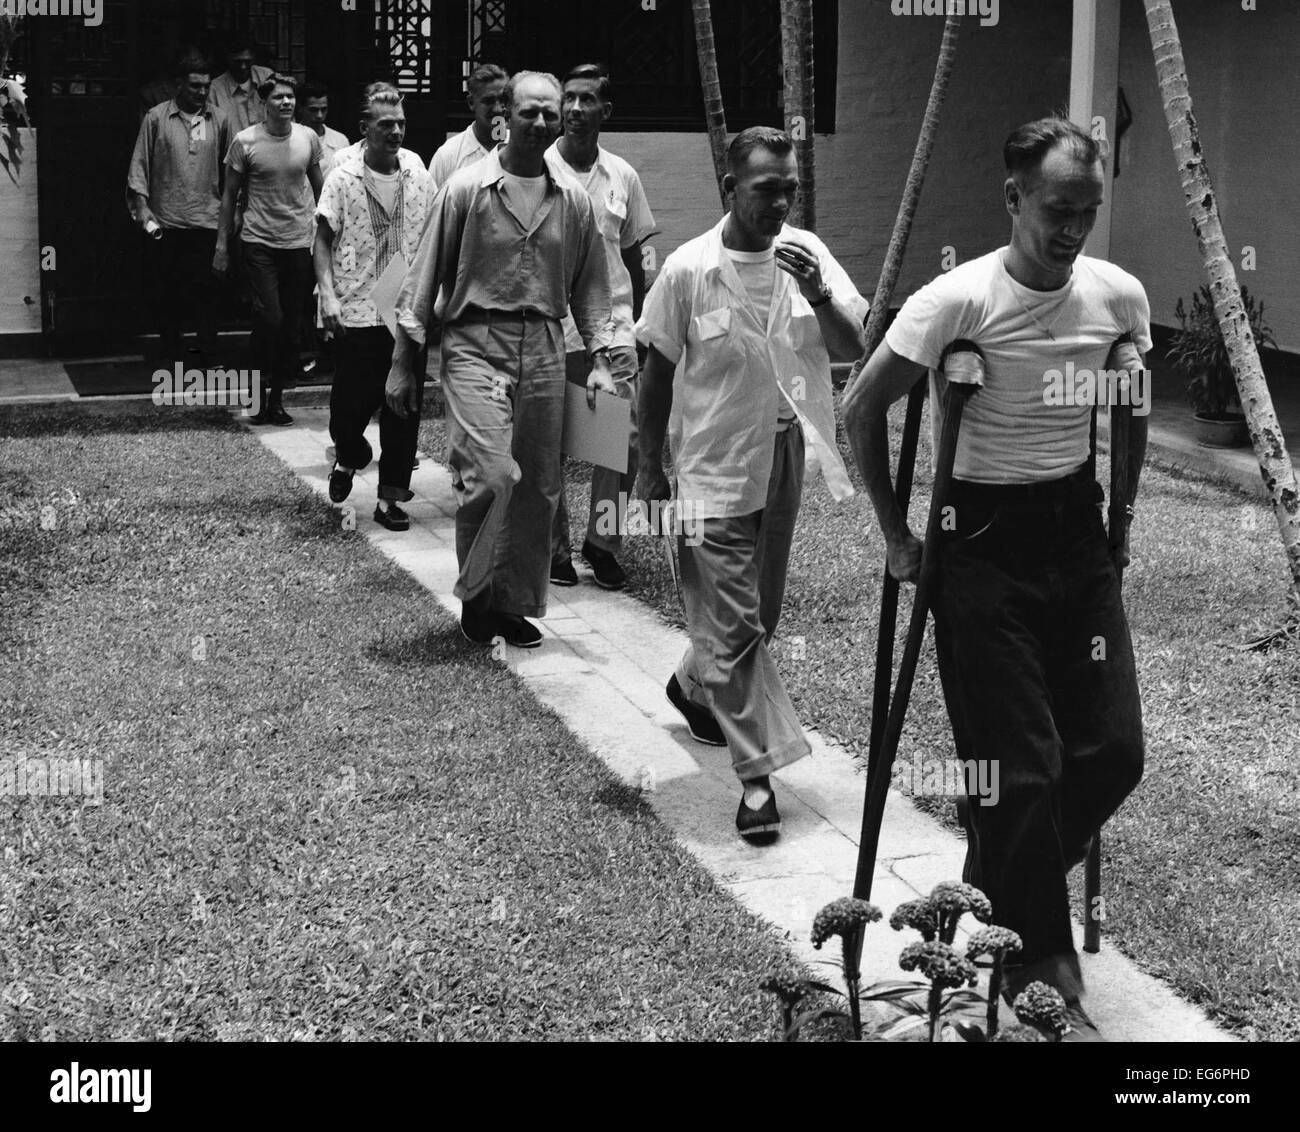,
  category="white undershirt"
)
[502,172,548,229]
[726,246,793,422]
[368,166,401,214]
